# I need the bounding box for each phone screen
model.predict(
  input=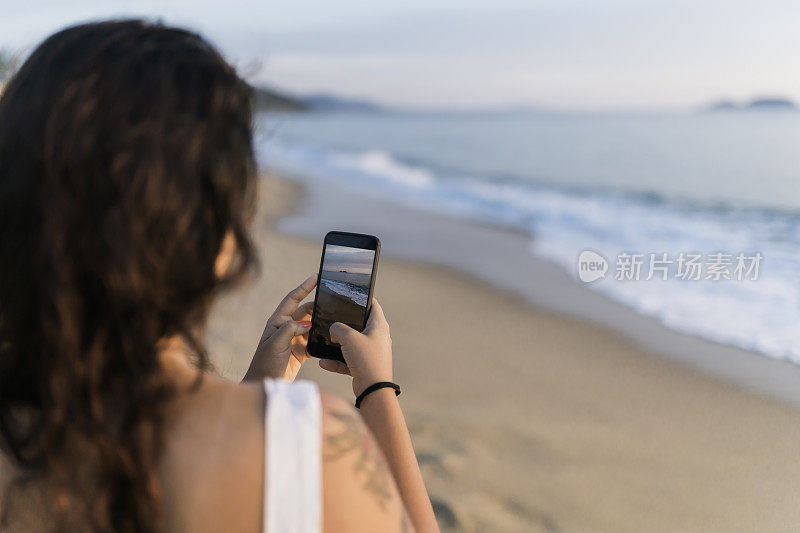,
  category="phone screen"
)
[308,236,378,360]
